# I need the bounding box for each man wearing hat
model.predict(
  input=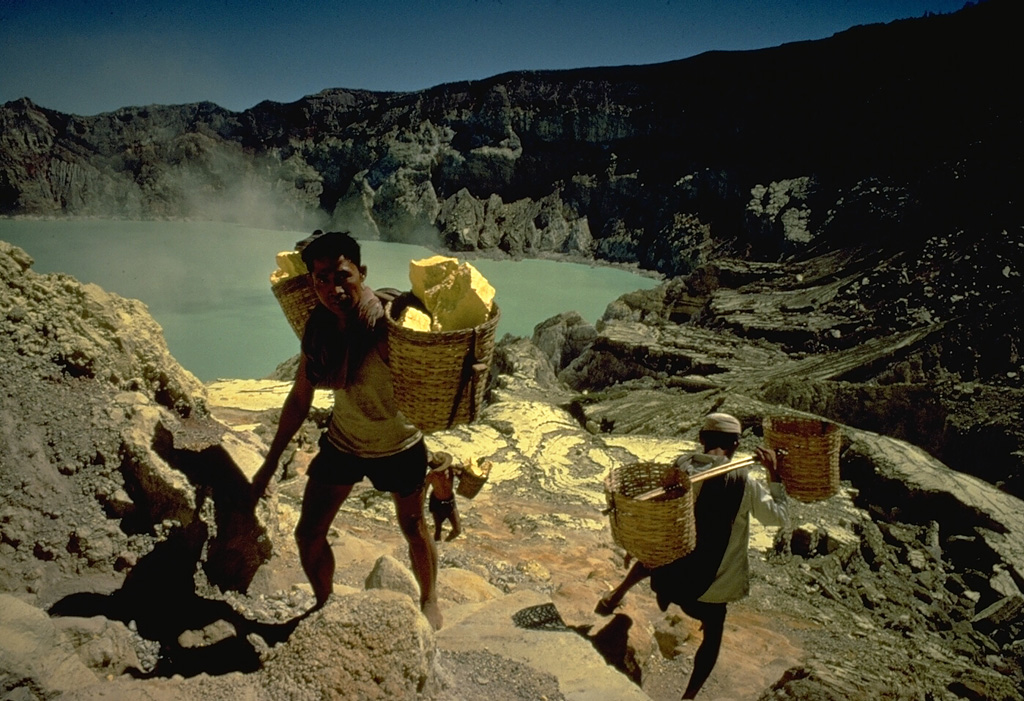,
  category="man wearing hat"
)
[596,412,789,699]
